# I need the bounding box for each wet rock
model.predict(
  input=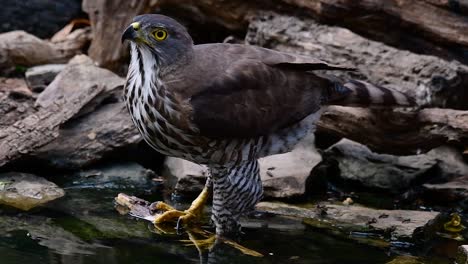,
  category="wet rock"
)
[324,139,438,191]
[0,172,64,210]
[256,202,440,241]
[386,256,424,264]
[166,135,322,199]
[25,64,66,92]
[67,162,156,190]
[457,245,468,264]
